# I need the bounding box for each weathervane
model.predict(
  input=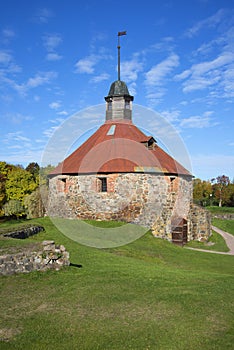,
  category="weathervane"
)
[117,31,127,81]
